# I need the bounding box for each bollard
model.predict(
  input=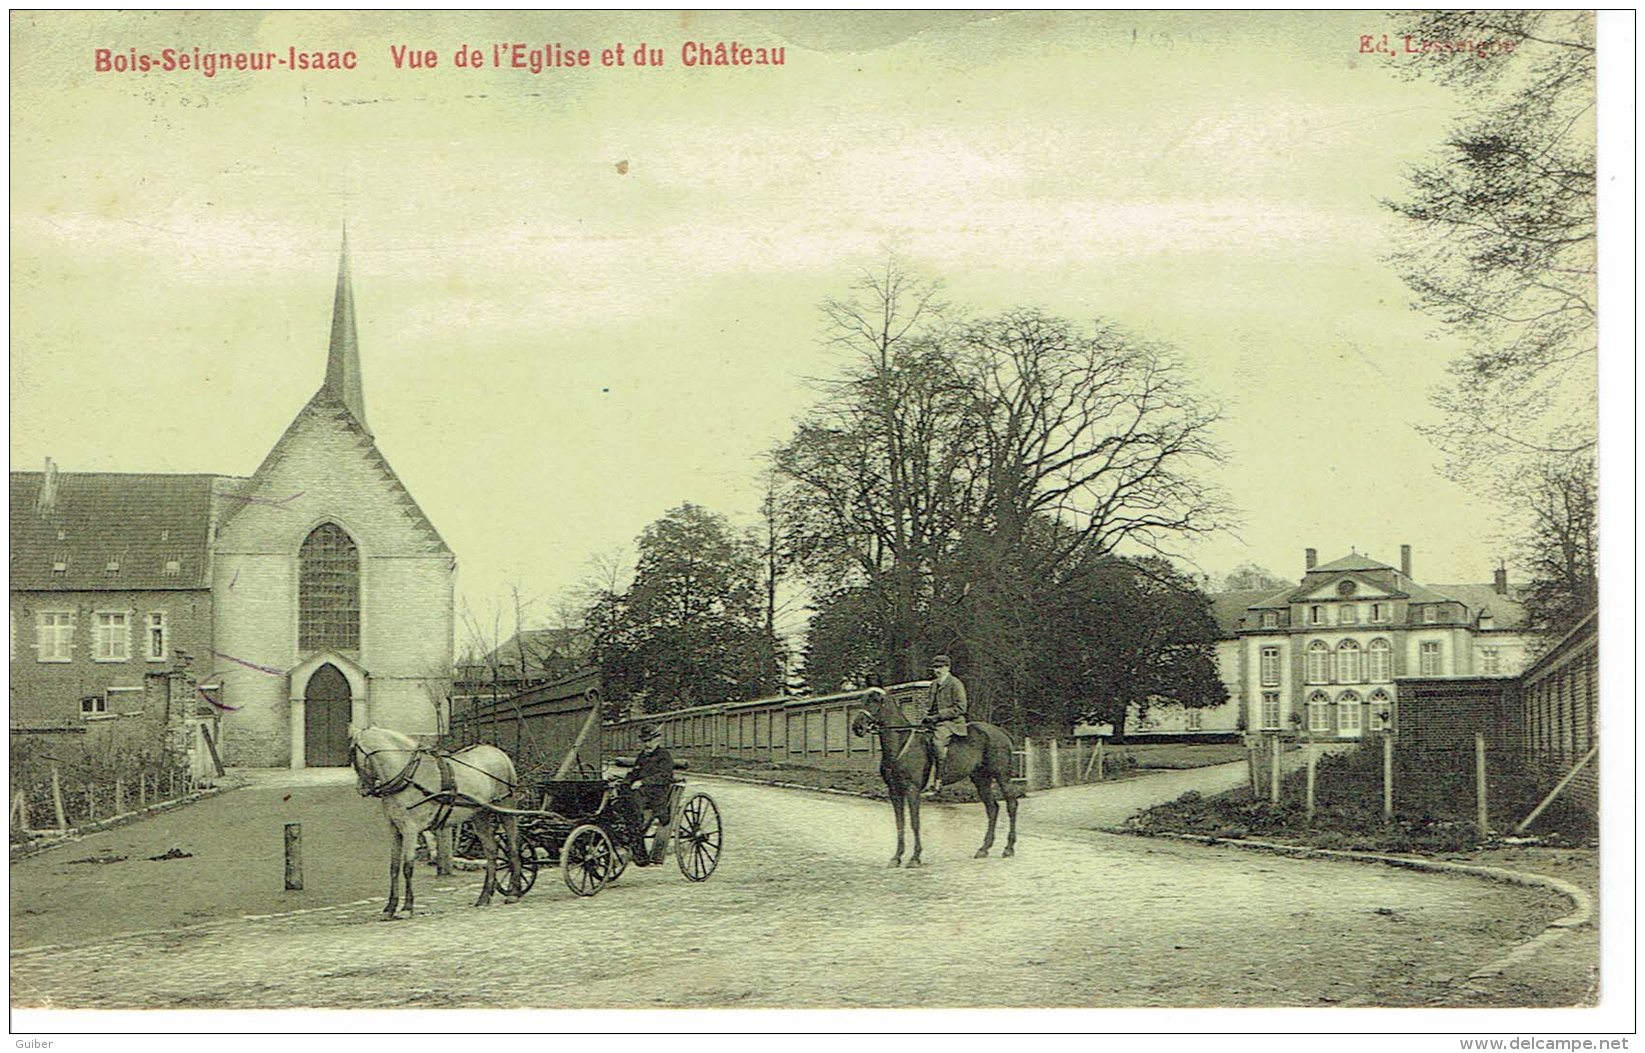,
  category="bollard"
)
[115,777,126,816]
[1049,739,1062,788]
[285,822,304,890]
[1023,738,1037,790]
